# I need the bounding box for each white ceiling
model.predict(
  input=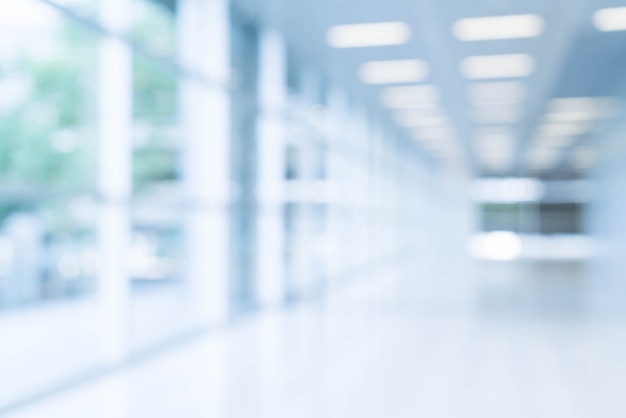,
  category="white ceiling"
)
[238,0,626,178]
